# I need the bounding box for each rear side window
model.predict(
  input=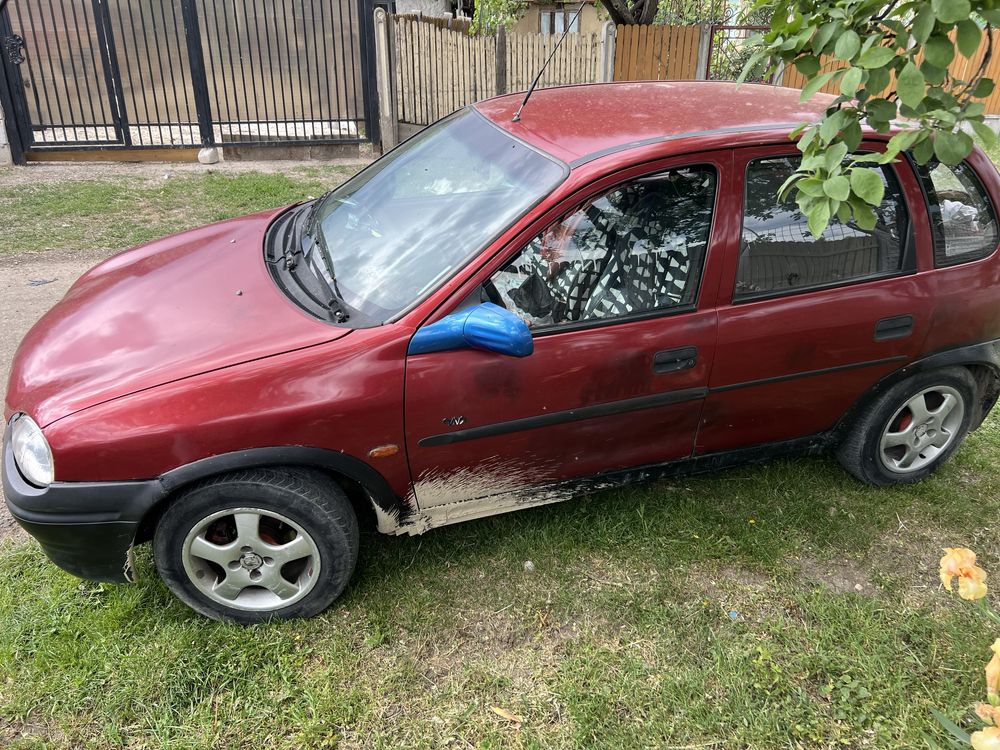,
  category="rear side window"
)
[736,156,910,300]
[916,160,998,266]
